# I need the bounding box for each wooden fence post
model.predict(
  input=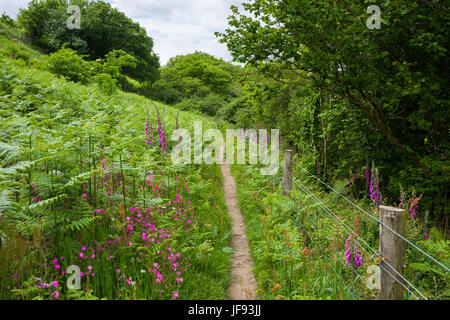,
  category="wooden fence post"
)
[379,205,406,300]
[282,149,293,195]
